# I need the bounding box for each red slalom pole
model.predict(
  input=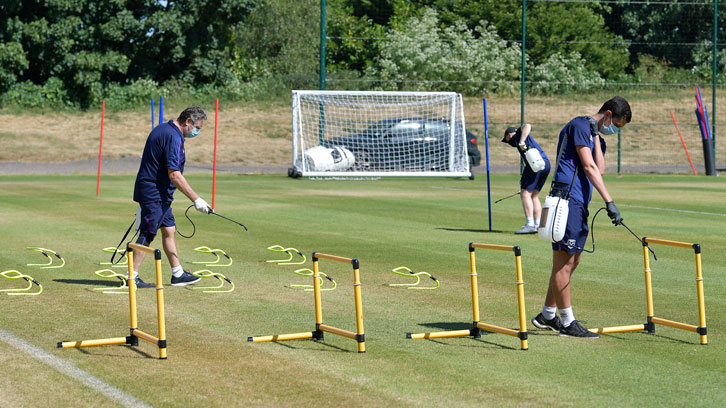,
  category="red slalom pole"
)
[97,99,105,195]
[212,98,219,210]
[670,111,697,176]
